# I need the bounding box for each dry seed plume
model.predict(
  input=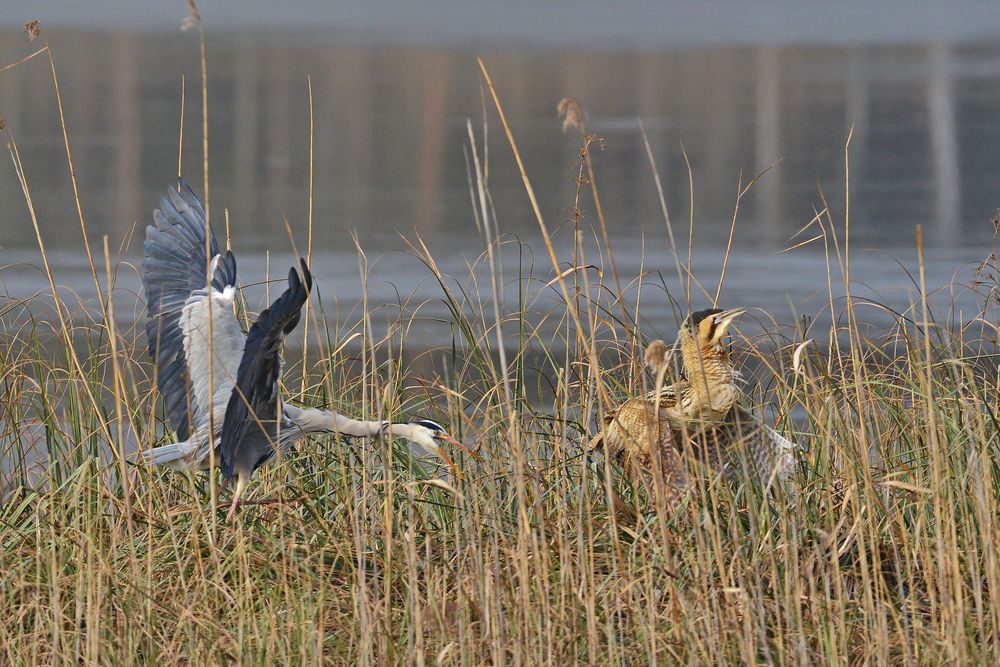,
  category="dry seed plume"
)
[182,0,203,31]
[644,339,670,375]
[557,97,587,133]
[23,20,42,41]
